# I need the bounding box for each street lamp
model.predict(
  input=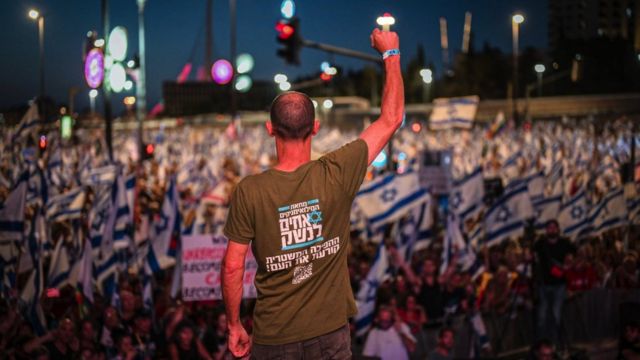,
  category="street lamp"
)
[511,13,524,120]
[28,8,45,102]
[419,68,433,103]
[89,89,98,115]
[534,64,545,97]
[376,13,395,31]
